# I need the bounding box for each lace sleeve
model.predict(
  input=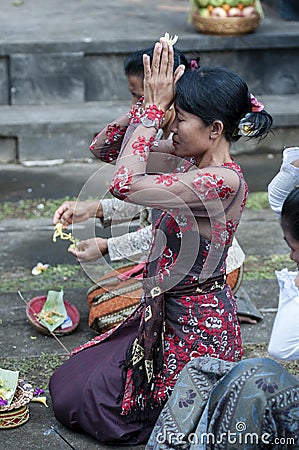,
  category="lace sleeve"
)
[268,147,299,215]
[107,225,152,261]
[89,112,129,164]
[100,197,150,227]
